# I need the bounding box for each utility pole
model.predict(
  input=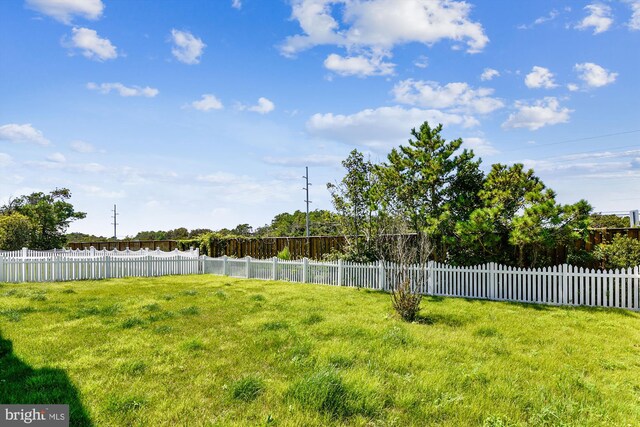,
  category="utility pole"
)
[111,204,119,239]
[302,167,311,256]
